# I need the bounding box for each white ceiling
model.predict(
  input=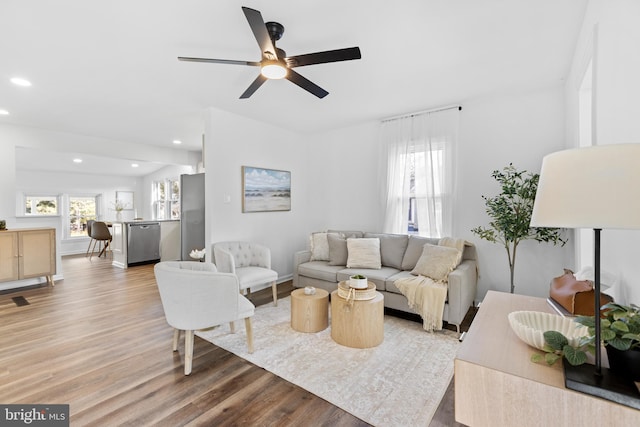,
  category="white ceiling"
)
[2,1,588,174]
